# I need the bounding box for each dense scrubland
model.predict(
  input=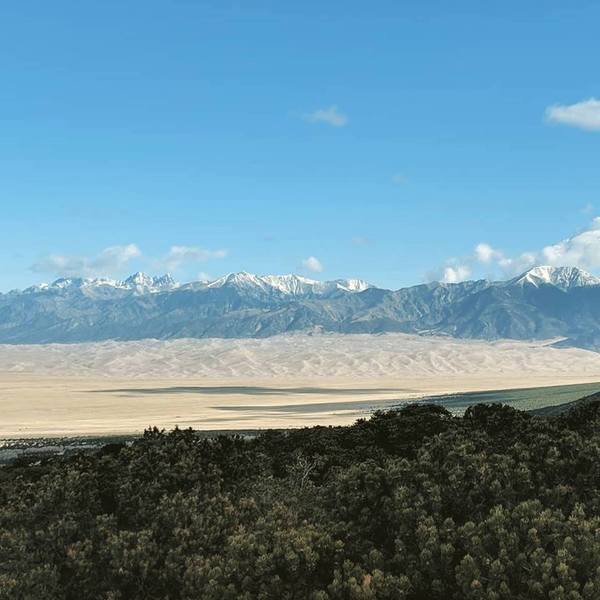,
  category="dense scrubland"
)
[1,398,600,599]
